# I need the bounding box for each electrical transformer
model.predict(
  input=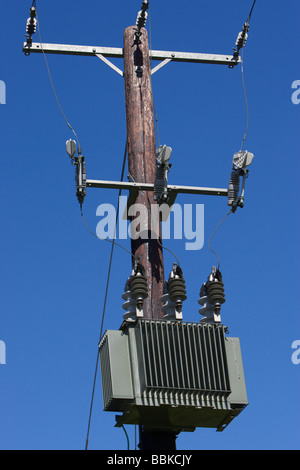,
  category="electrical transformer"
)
[99,319,248,433]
